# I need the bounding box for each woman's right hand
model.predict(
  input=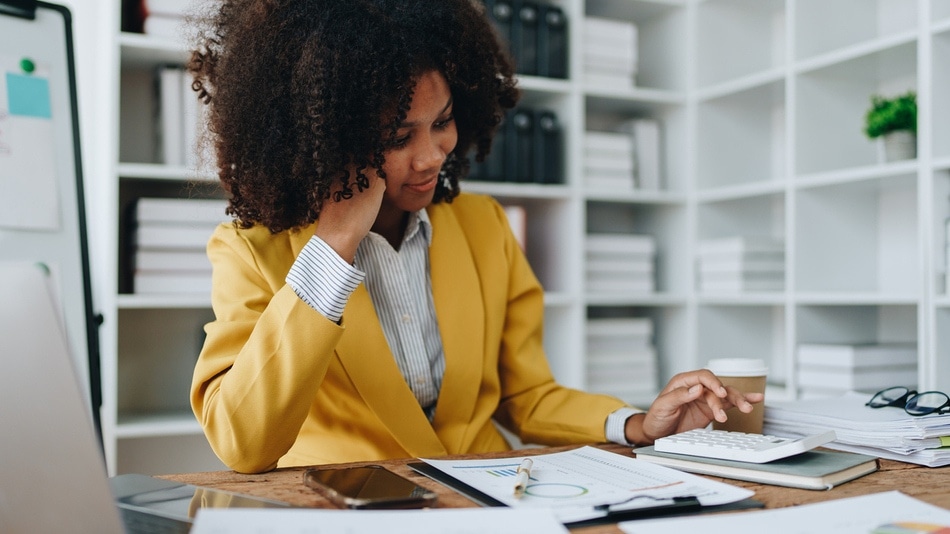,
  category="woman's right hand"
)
[314,170,386,263]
